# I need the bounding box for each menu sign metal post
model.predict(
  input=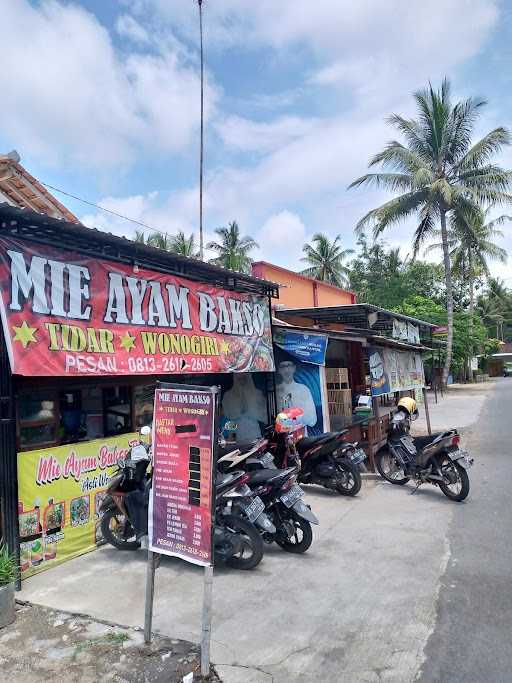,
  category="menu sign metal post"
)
[144,382,218,678]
